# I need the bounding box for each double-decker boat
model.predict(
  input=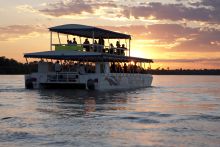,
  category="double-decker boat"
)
[24,24,153,90]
